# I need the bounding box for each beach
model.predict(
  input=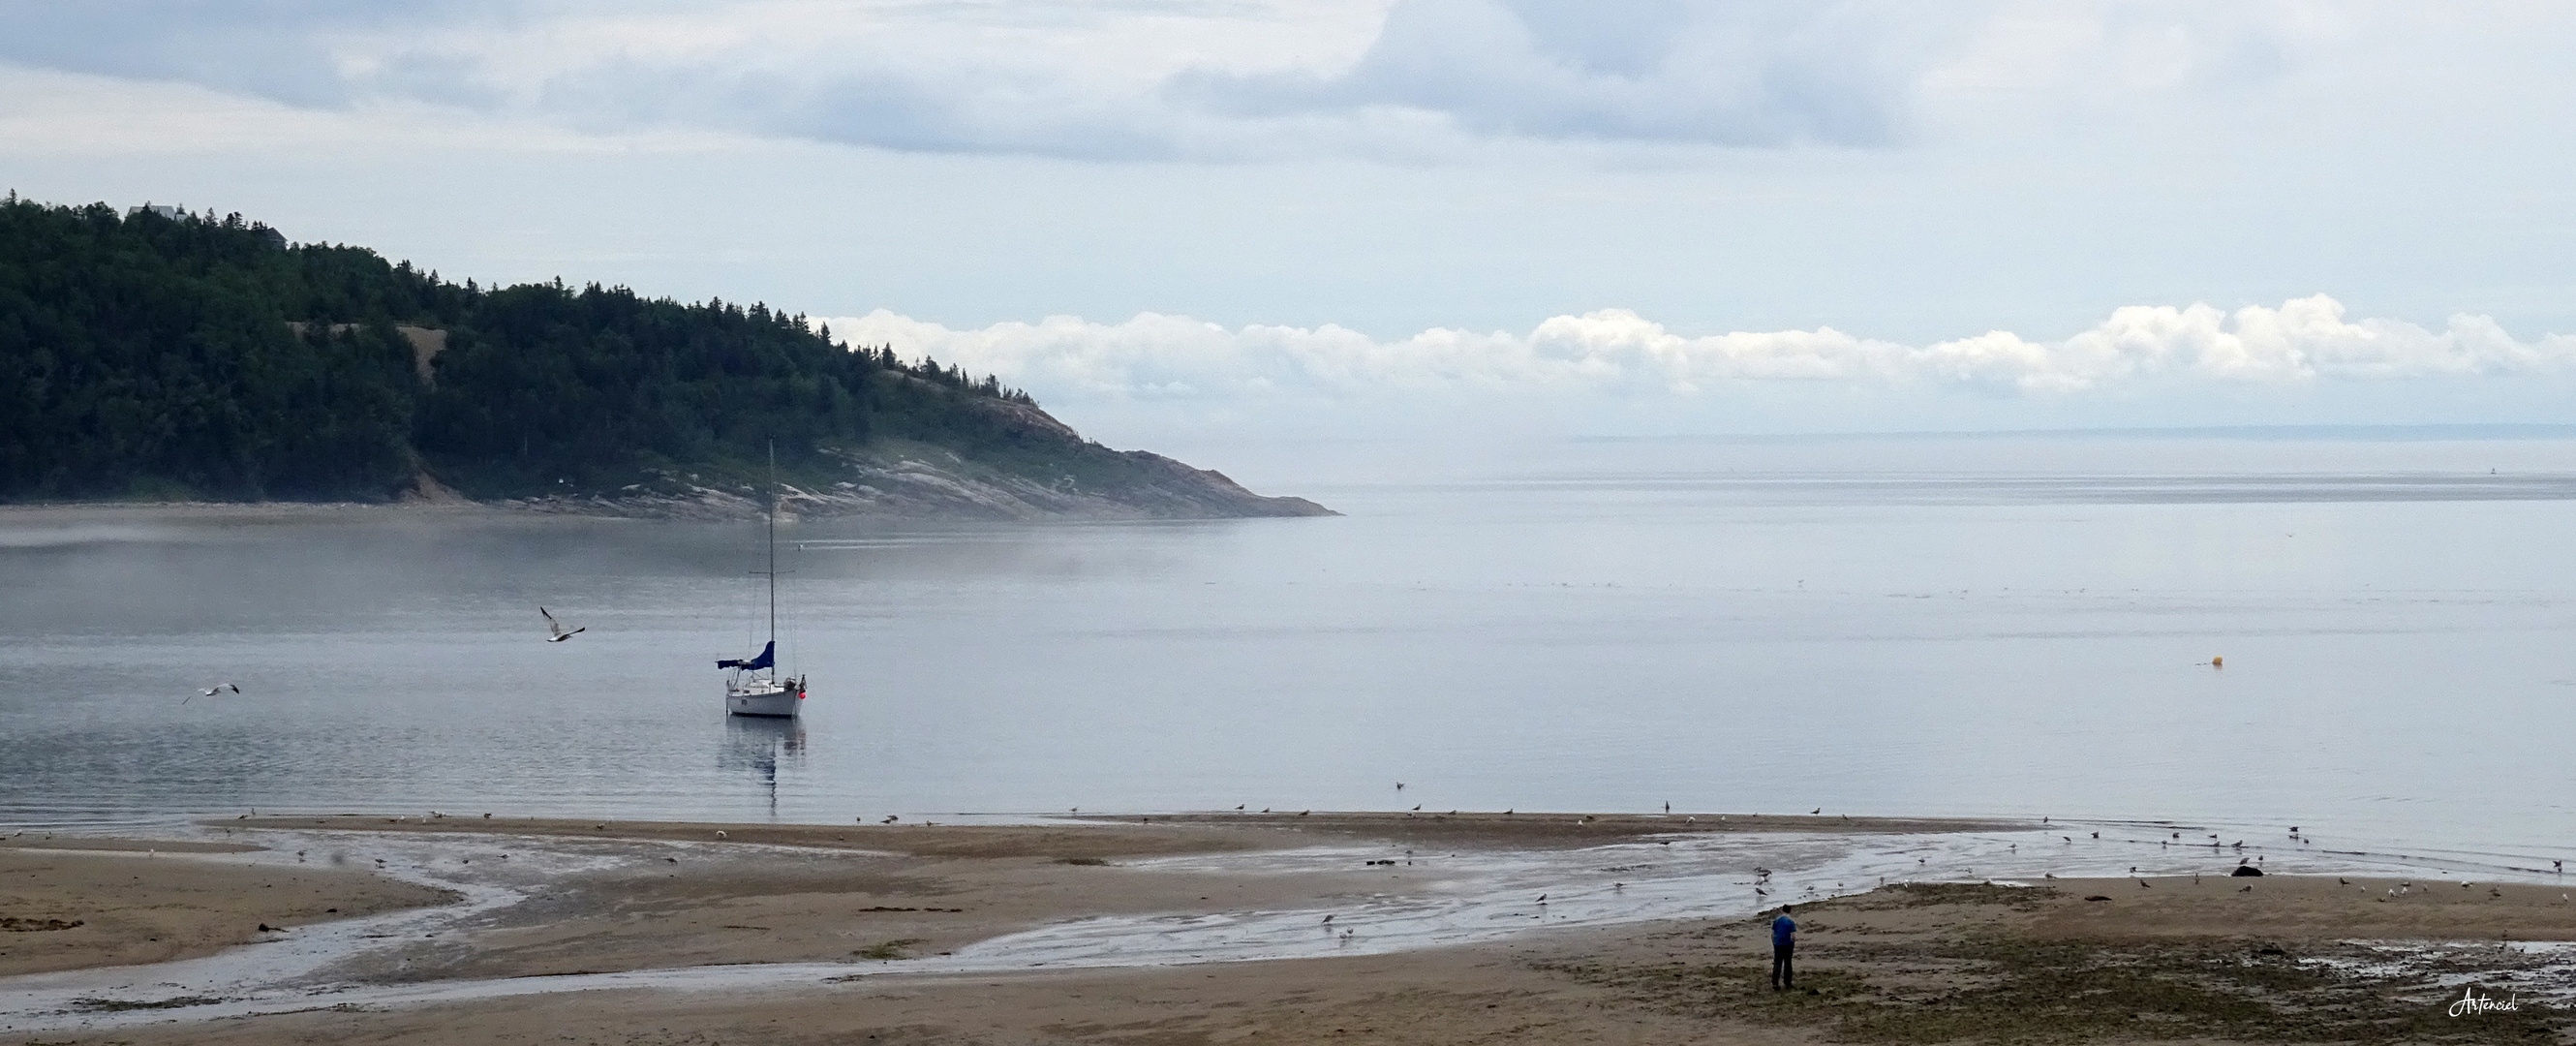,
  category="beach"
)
[3,814,2569,1044]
